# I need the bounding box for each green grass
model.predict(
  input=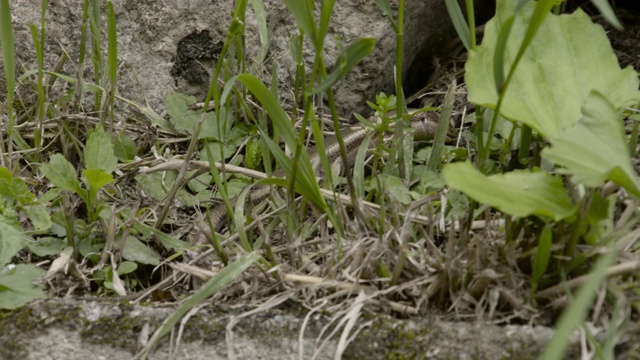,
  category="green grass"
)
[0,0,639,358]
